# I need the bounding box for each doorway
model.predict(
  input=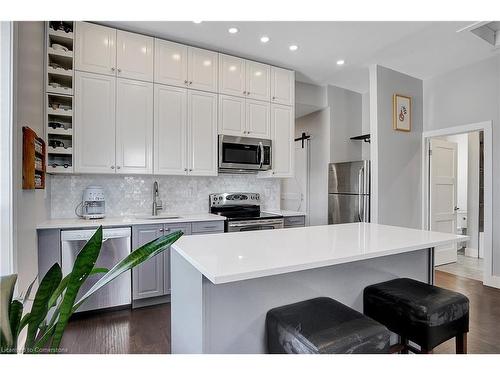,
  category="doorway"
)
[422,121,493,287]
